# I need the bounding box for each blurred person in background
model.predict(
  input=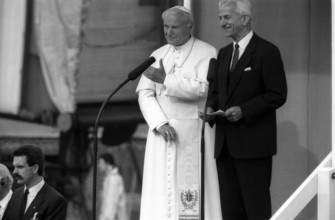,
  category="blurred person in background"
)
[98,152,128,220]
